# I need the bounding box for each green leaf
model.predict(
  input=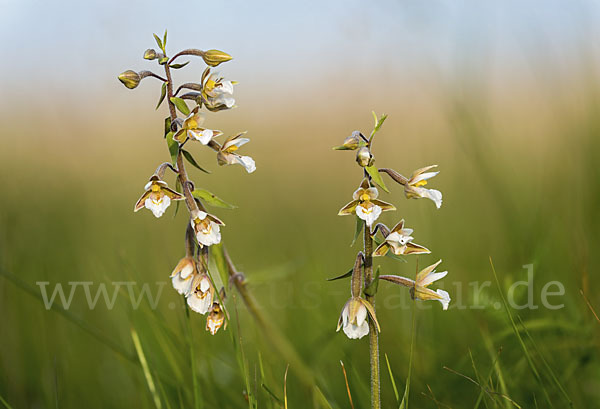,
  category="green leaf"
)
[162,30,167,52]
[170,97,190,116]
[156,82,168,110]
[351,216,363,247]
[182,150,210,174]
[209,243,229,291]
[374,112,387,132]
[363,266,380,297]
[173,177,182,218]
[153,33,163,52]
[326,268,352,282]
[169,61,190,69]
[192,188,236,209]
[164,117,171,137]
[165,131,178,165]
[365,165,389,193]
